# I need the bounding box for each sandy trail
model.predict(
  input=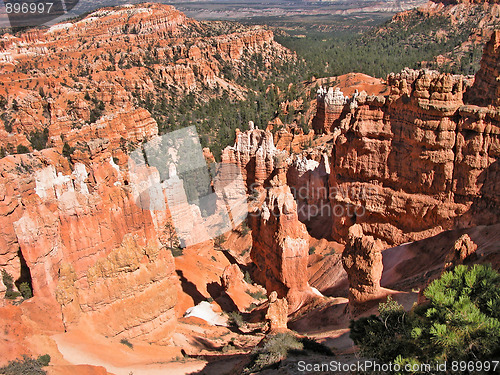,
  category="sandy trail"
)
[52,333,207,375]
